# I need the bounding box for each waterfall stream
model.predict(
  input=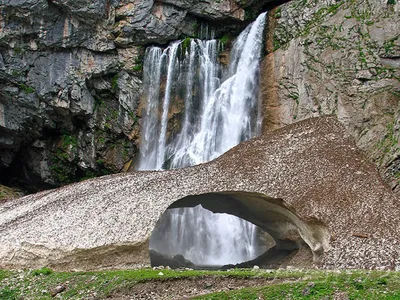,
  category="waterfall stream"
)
[139,12,267,265]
